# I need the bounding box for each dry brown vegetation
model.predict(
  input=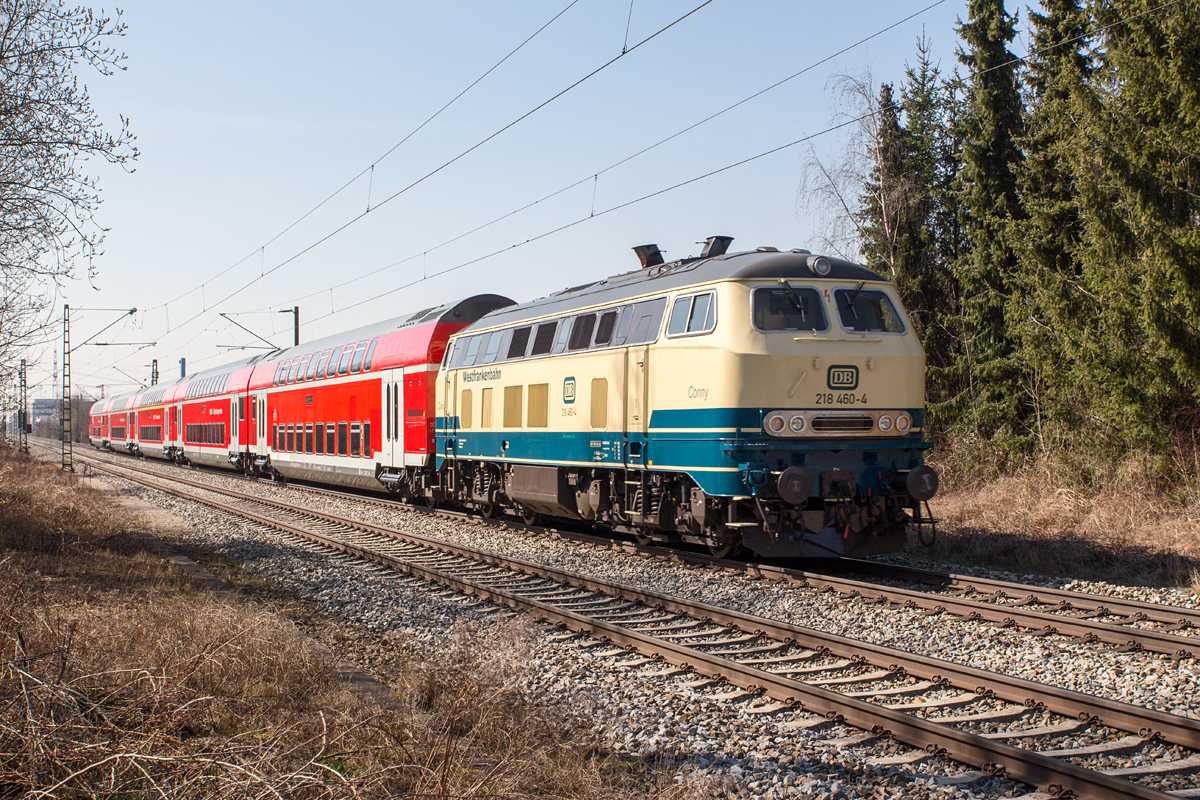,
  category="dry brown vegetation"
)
[0,445,711,798]
[922,445,1200,587]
